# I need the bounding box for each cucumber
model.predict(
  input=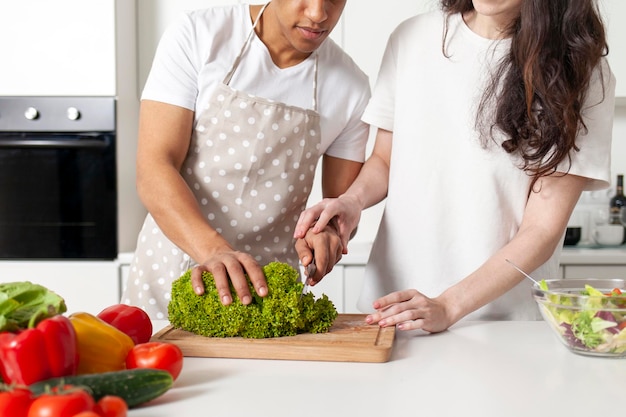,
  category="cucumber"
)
[29,368,173,408]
